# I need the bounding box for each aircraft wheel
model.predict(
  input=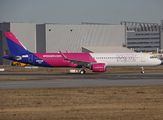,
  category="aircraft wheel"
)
[80,70,85,74]
[141,71,145,74]
[141,67,144,74]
